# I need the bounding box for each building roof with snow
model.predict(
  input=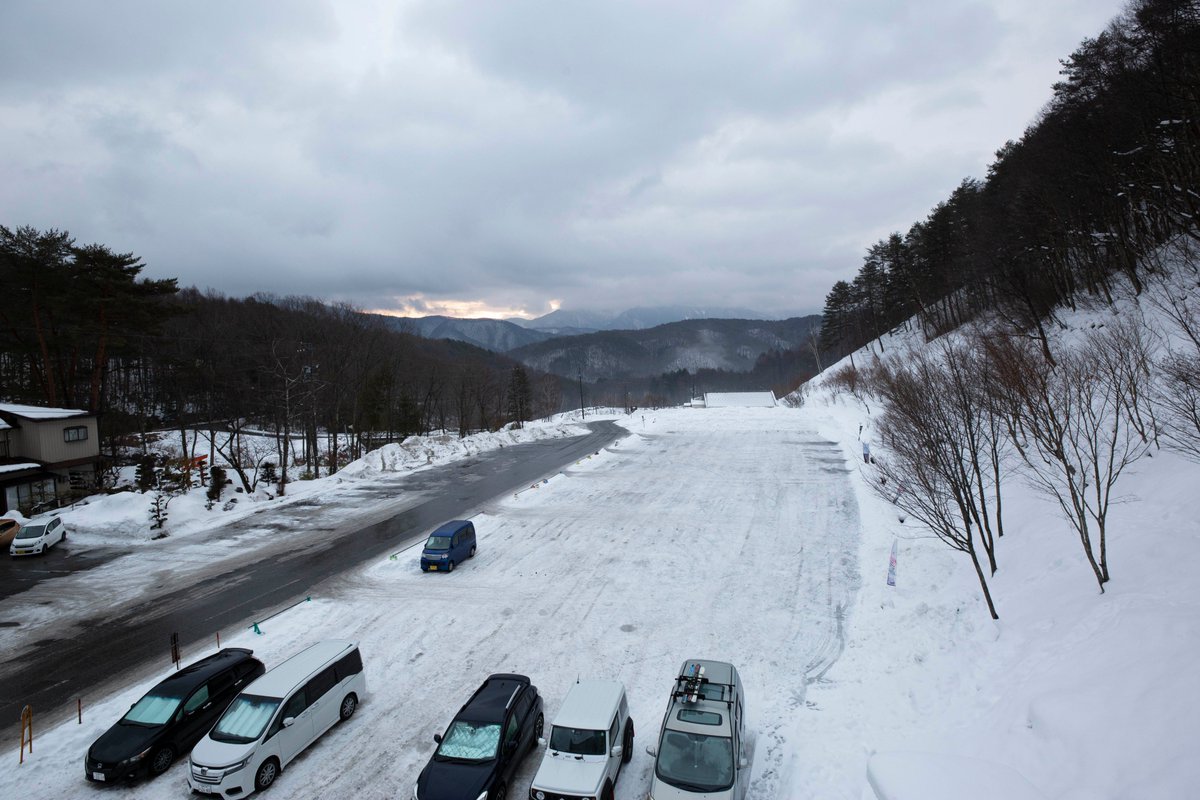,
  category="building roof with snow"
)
[702,391,777,408]
[0,463,42,475]
[0,403,92,421]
